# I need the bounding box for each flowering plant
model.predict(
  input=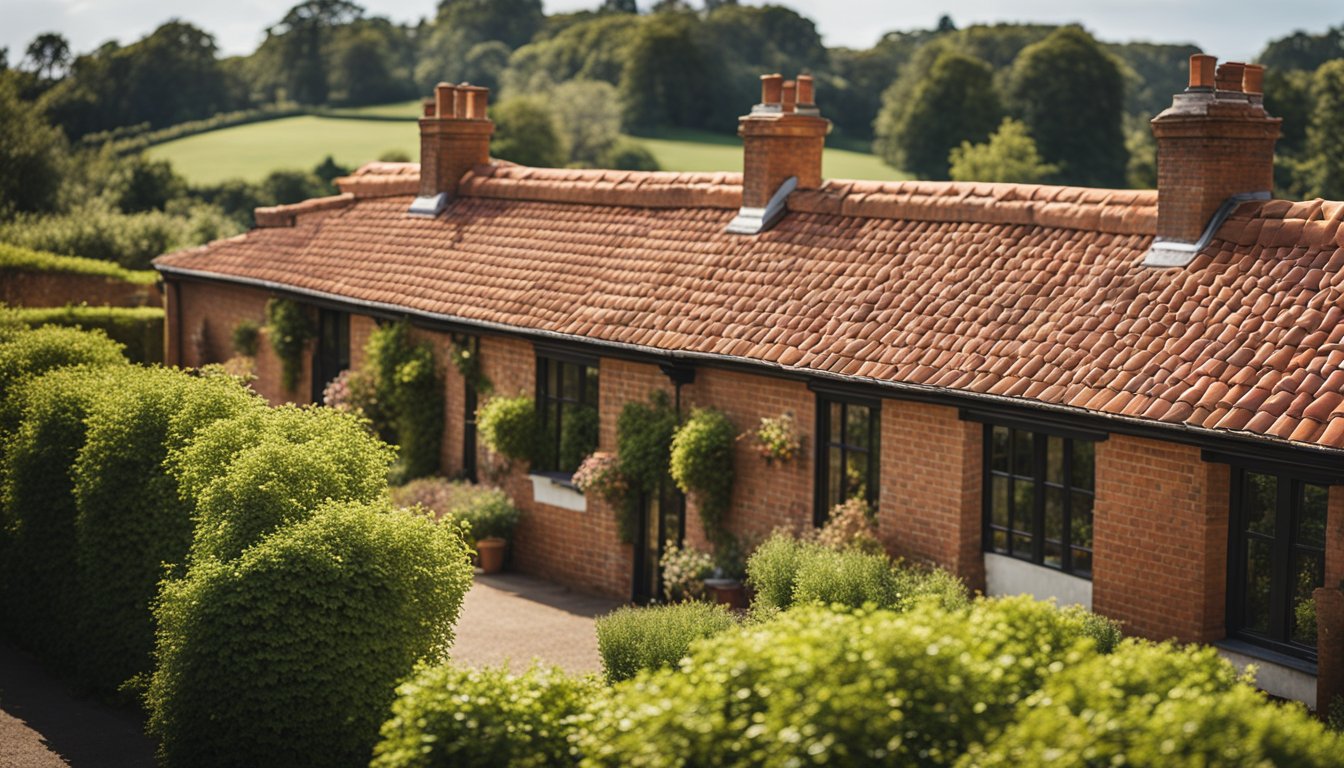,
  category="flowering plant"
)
[660,542,716,603]
[572,451,629,505]
[808,497,883,555]
[749,412,803,464]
